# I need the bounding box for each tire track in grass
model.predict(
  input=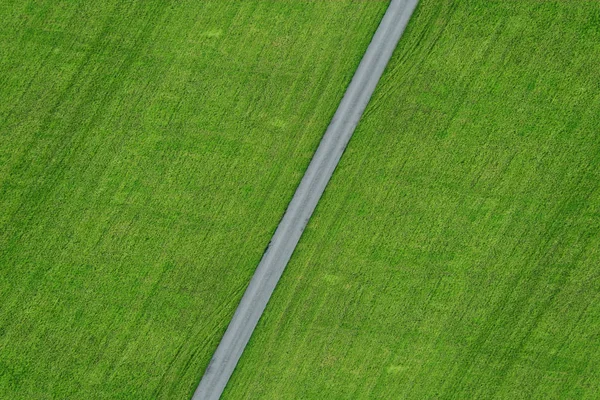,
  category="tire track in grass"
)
[444,155,600,397]
[0,1,168,255]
